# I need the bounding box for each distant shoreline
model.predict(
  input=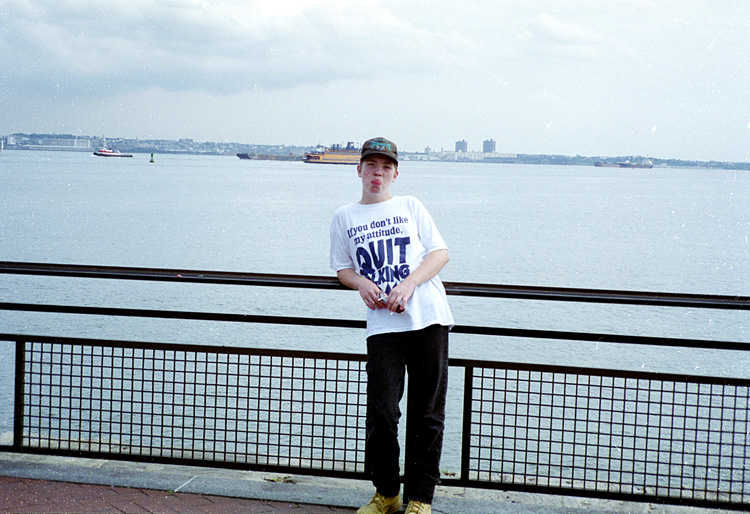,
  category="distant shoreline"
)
[3,132,748,170]
[3,146,749,171]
